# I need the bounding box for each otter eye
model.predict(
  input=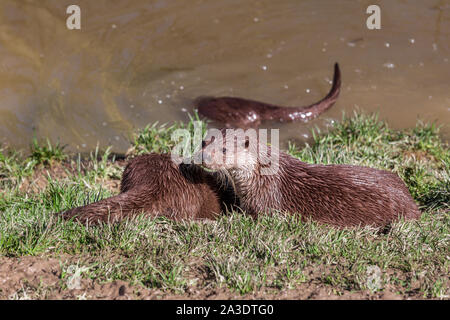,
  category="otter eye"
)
[222,148,227,154]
